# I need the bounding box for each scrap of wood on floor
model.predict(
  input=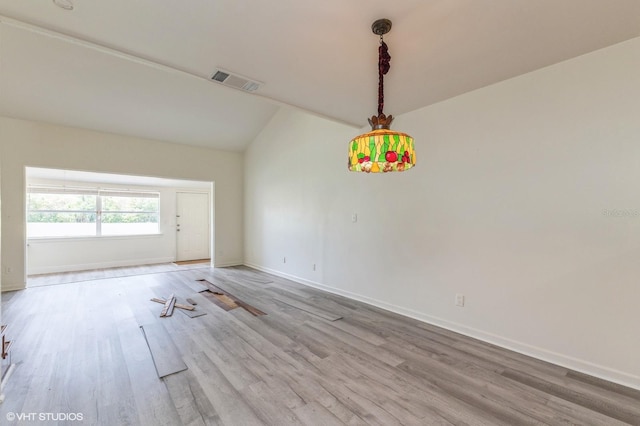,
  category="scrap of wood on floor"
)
[160,294,177,317]
[151,297,195,311]
[196,279,266,316]
[151,296,206,318]
[178,306,207,318]
[140,323,188,378]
